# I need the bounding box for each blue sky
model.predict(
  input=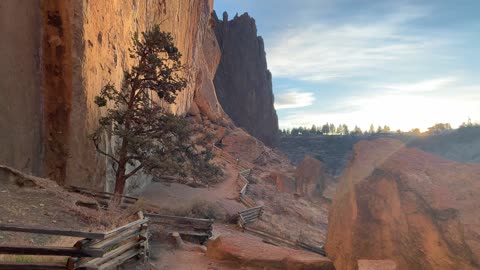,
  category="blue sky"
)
[214,0,480,131]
